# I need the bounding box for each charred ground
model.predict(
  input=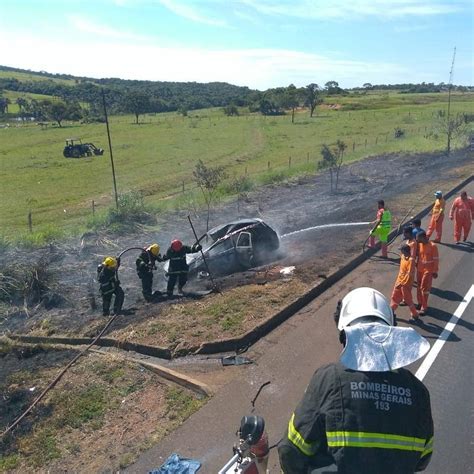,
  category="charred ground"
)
[0,148,472,349]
